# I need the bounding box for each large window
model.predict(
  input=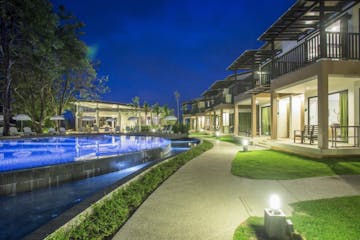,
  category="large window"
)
[308,91,348,138]
[261,106,271,136]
